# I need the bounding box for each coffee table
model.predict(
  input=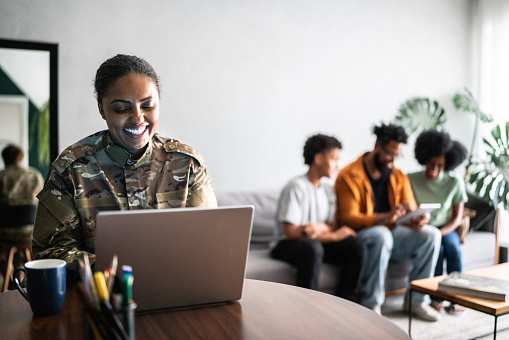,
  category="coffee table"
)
[409,263,509,340]
[1,278,409,339]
